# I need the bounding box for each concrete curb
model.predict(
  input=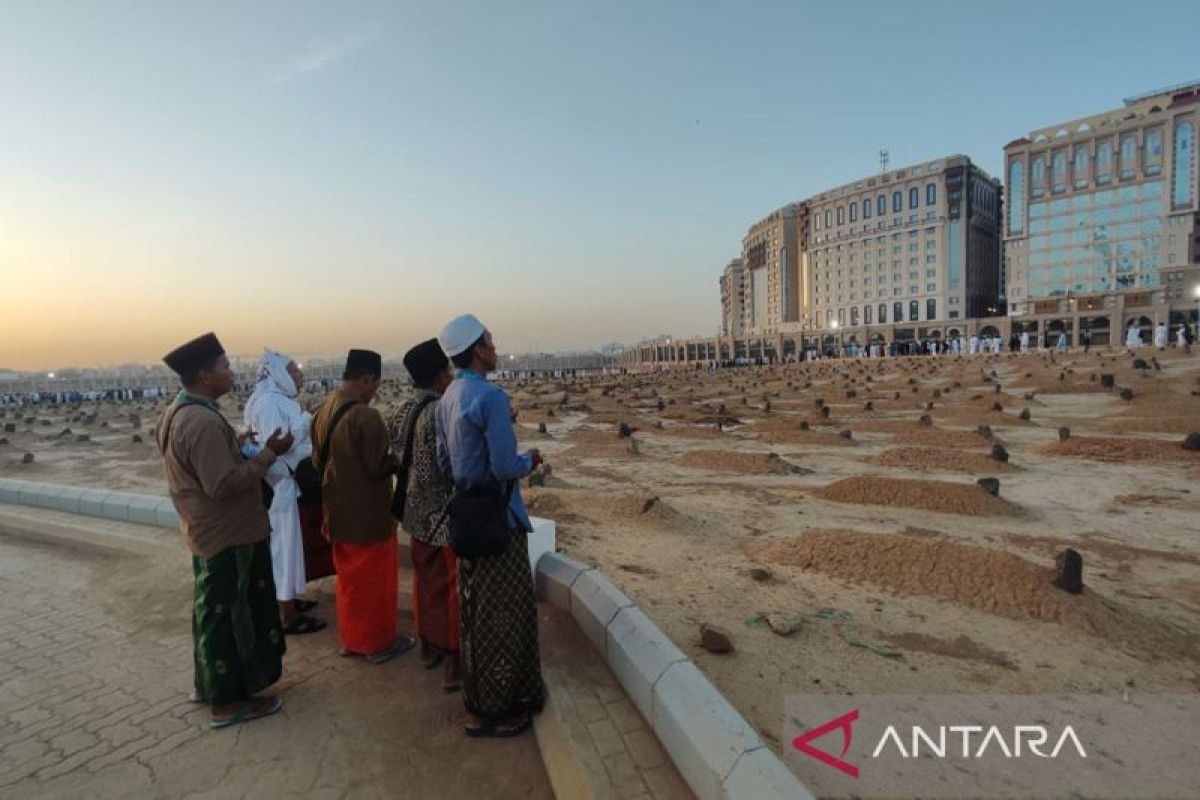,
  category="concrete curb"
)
[534,551,815,800]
